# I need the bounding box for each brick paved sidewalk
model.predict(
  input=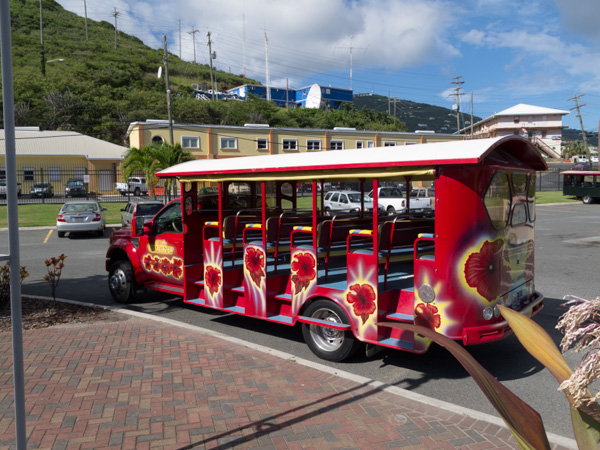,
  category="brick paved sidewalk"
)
[0,317,573,450]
